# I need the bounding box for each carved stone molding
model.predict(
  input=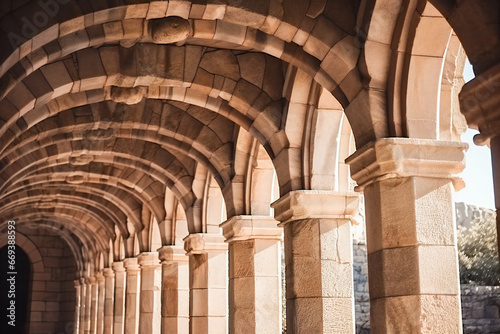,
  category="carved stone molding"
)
[271,190,360,225]
[346,138,466,190]
[219,215,282,242]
